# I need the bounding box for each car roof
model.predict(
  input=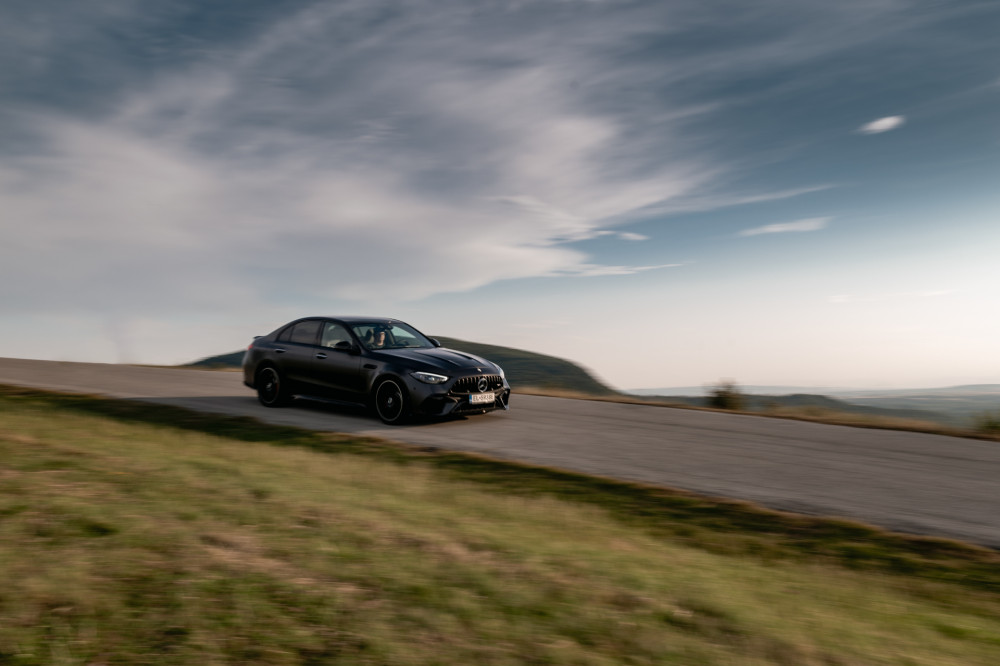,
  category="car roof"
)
[307,316,402,324]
